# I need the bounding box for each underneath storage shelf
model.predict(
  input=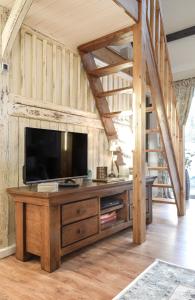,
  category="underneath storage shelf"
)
[101,219,125,231]
[100,204,124,215]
